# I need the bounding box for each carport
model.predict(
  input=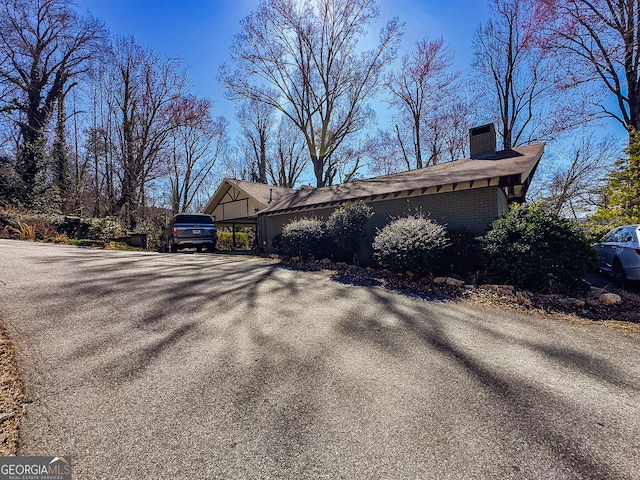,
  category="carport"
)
[202,178,293,249]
